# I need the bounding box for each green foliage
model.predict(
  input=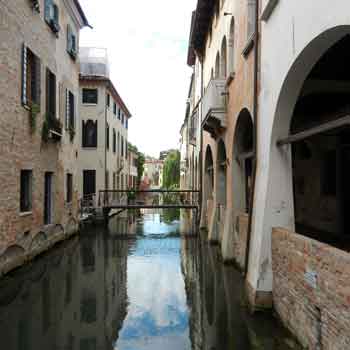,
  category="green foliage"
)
[129,143,145,187]
[41,113,63,143]
[30,103,40,133]
[162,150,180,189]
[41,119,49,143]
